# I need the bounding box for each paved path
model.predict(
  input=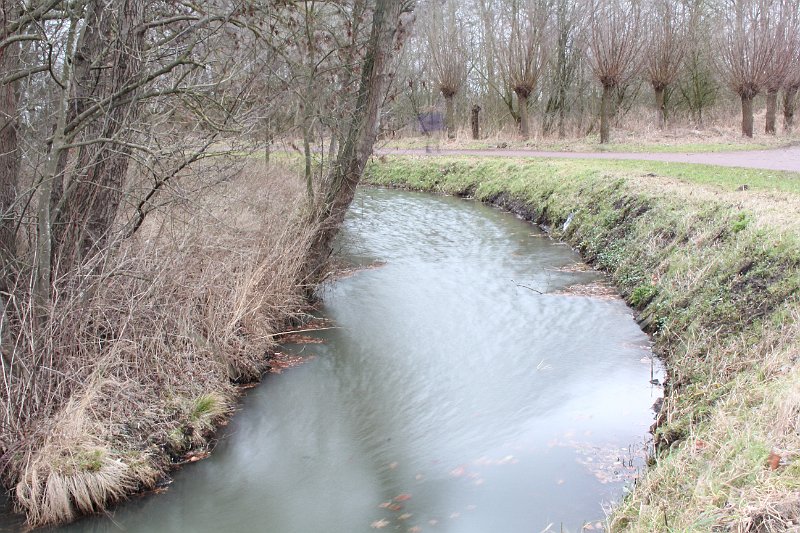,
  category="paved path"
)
[378,145,800,173]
